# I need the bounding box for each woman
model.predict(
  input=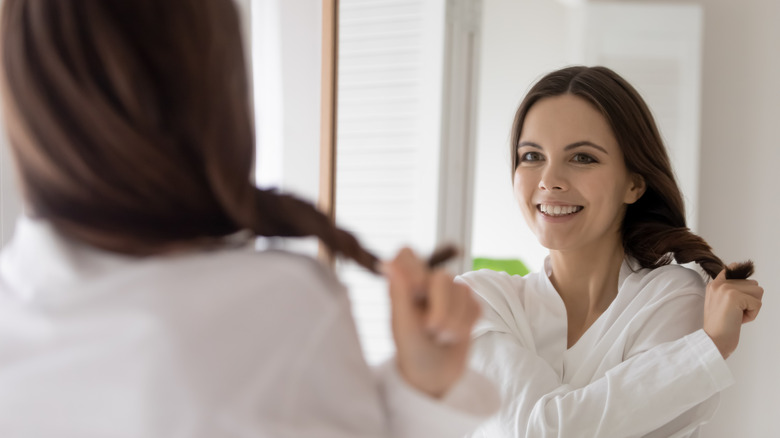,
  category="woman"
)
[0,0,497,436]
[458,66,763,437]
